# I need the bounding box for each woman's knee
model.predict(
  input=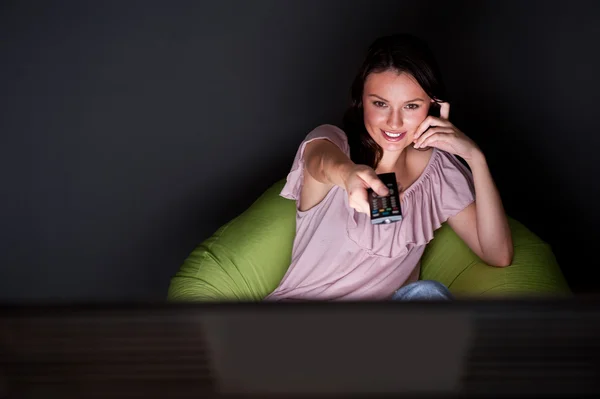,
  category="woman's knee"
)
[415,280,449,292]
[392,280,453,301]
